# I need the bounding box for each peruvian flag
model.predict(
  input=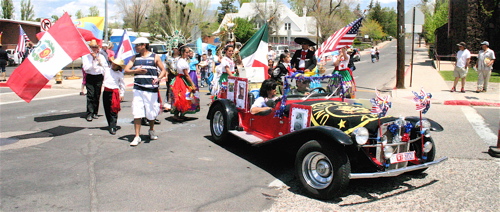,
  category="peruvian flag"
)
[239,22,269,79]
[114,30,135,65]
[7,12,91,103]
